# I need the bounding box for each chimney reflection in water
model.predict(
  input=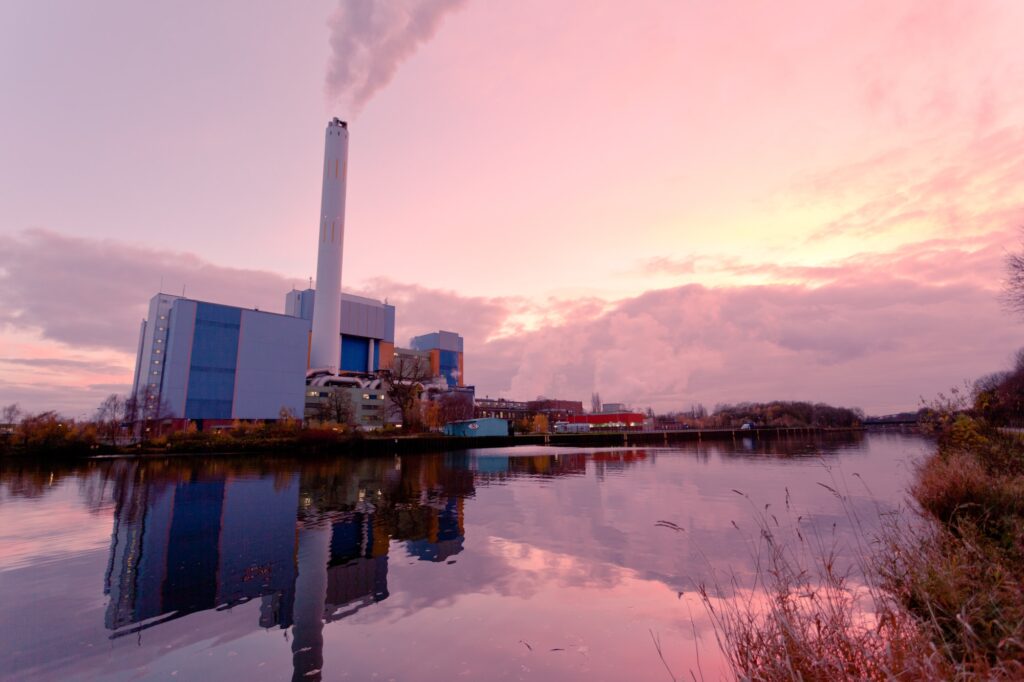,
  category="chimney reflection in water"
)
[100,453,501,680]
